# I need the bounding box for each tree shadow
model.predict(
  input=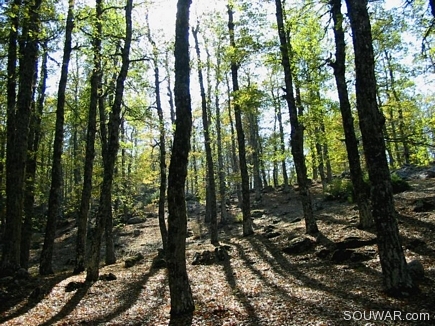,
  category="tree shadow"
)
[226,238,344,321]
[221,253,261,324]
[40,281,92,326]
[245,234,386,309]
[86,266,161,324]
[0,271,71,324]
